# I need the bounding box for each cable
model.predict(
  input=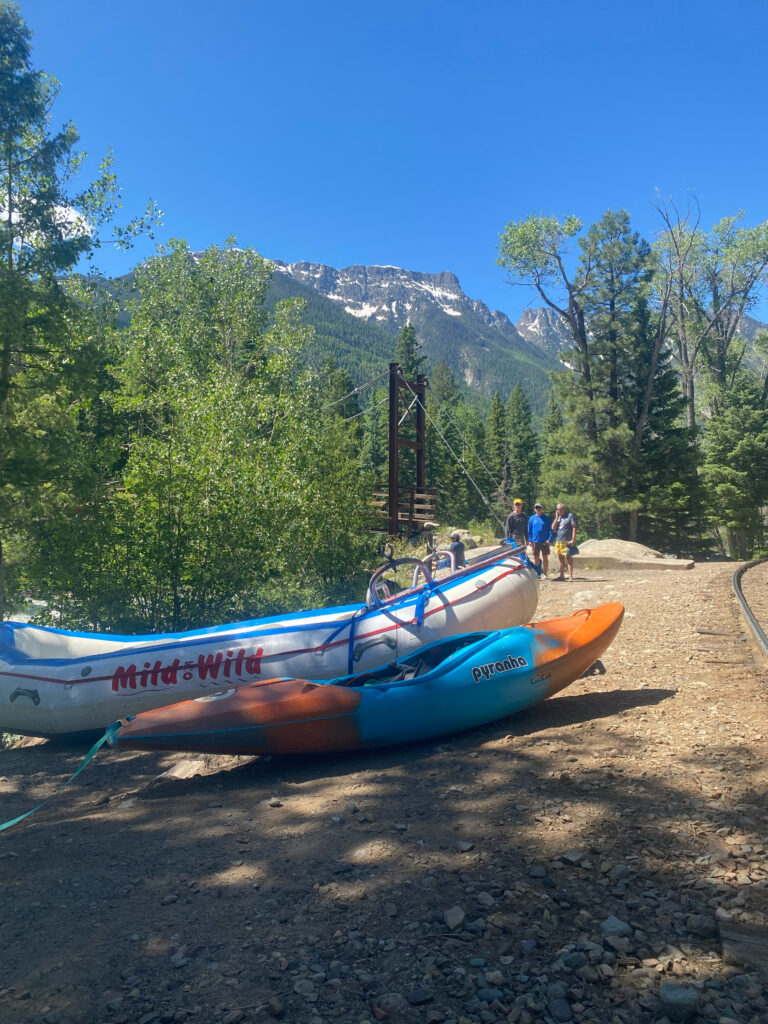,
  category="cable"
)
[439,403,510,499]
[399,378,506,530]
[321,368,391,410]
[339,395,388,423]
